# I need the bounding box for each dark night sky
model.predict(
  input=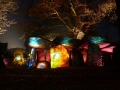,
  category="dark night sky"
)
[0,0,119,49]
[0,0,32,49]
[0,11,25,49]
